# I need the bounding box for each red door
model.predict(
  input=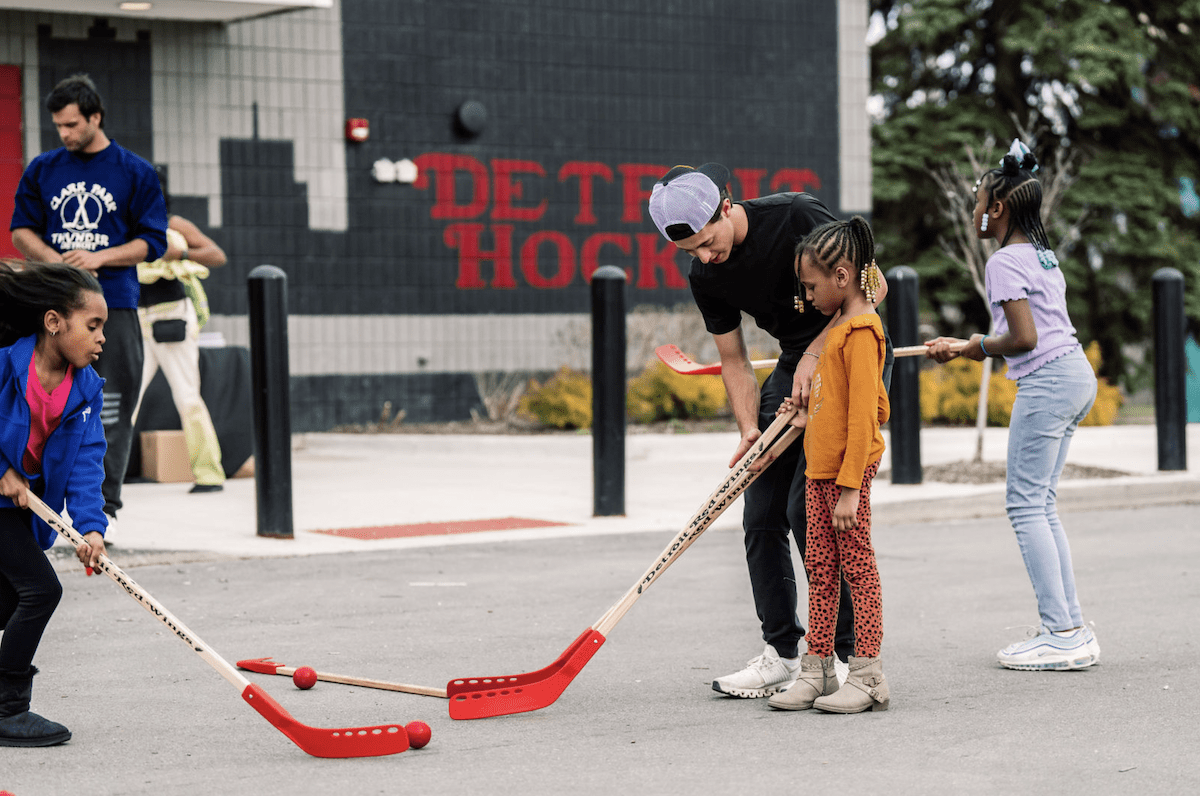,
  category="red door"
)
[0,65,23,258]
